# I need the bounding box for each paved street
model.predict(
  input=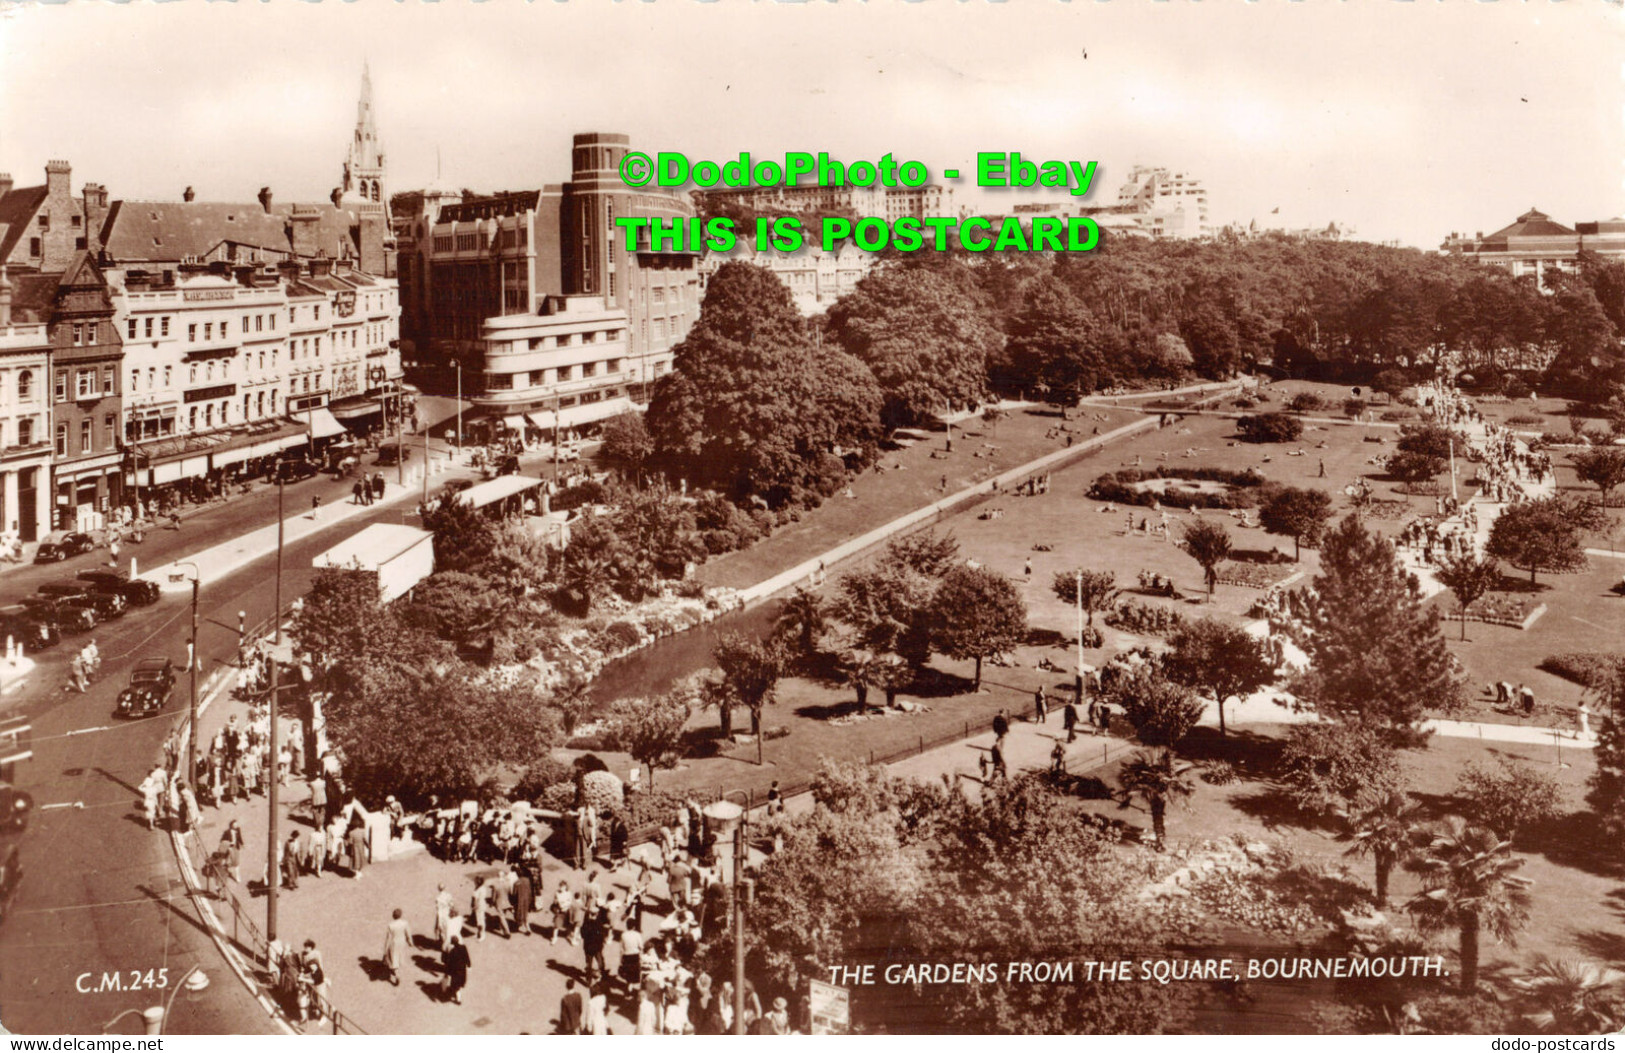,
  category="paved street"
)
[0,440,481,1035]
